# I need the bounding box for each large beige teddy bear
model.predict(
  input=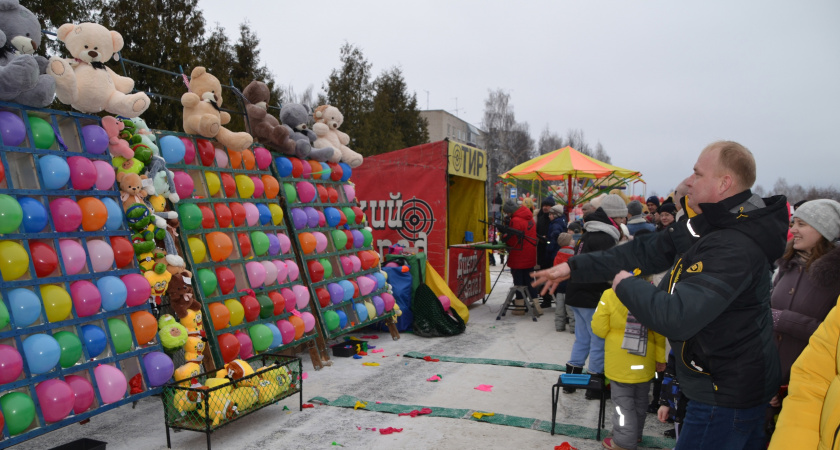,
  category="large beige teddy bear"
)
[181,66,253,152]
[47,23,149,117]
[312,104,363,168]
